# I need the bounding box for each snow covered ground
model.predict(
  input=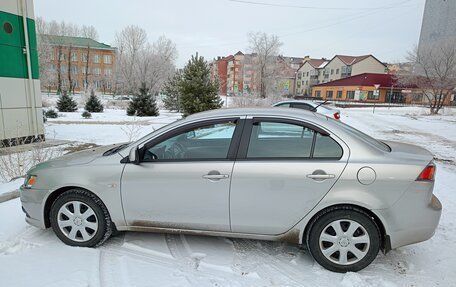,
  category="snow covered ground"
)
[1,106,455,287]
